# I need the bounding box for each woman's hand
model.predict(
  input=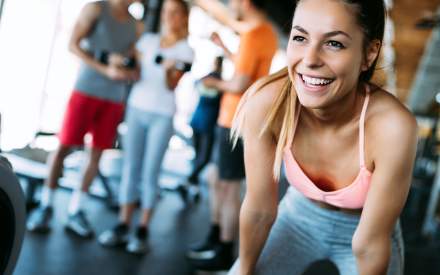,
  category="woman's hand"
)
[161,58,177,71]
[162,59,185,90]
[209,31,235,61]
[210,32,226,49]
[202,76,220,89]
